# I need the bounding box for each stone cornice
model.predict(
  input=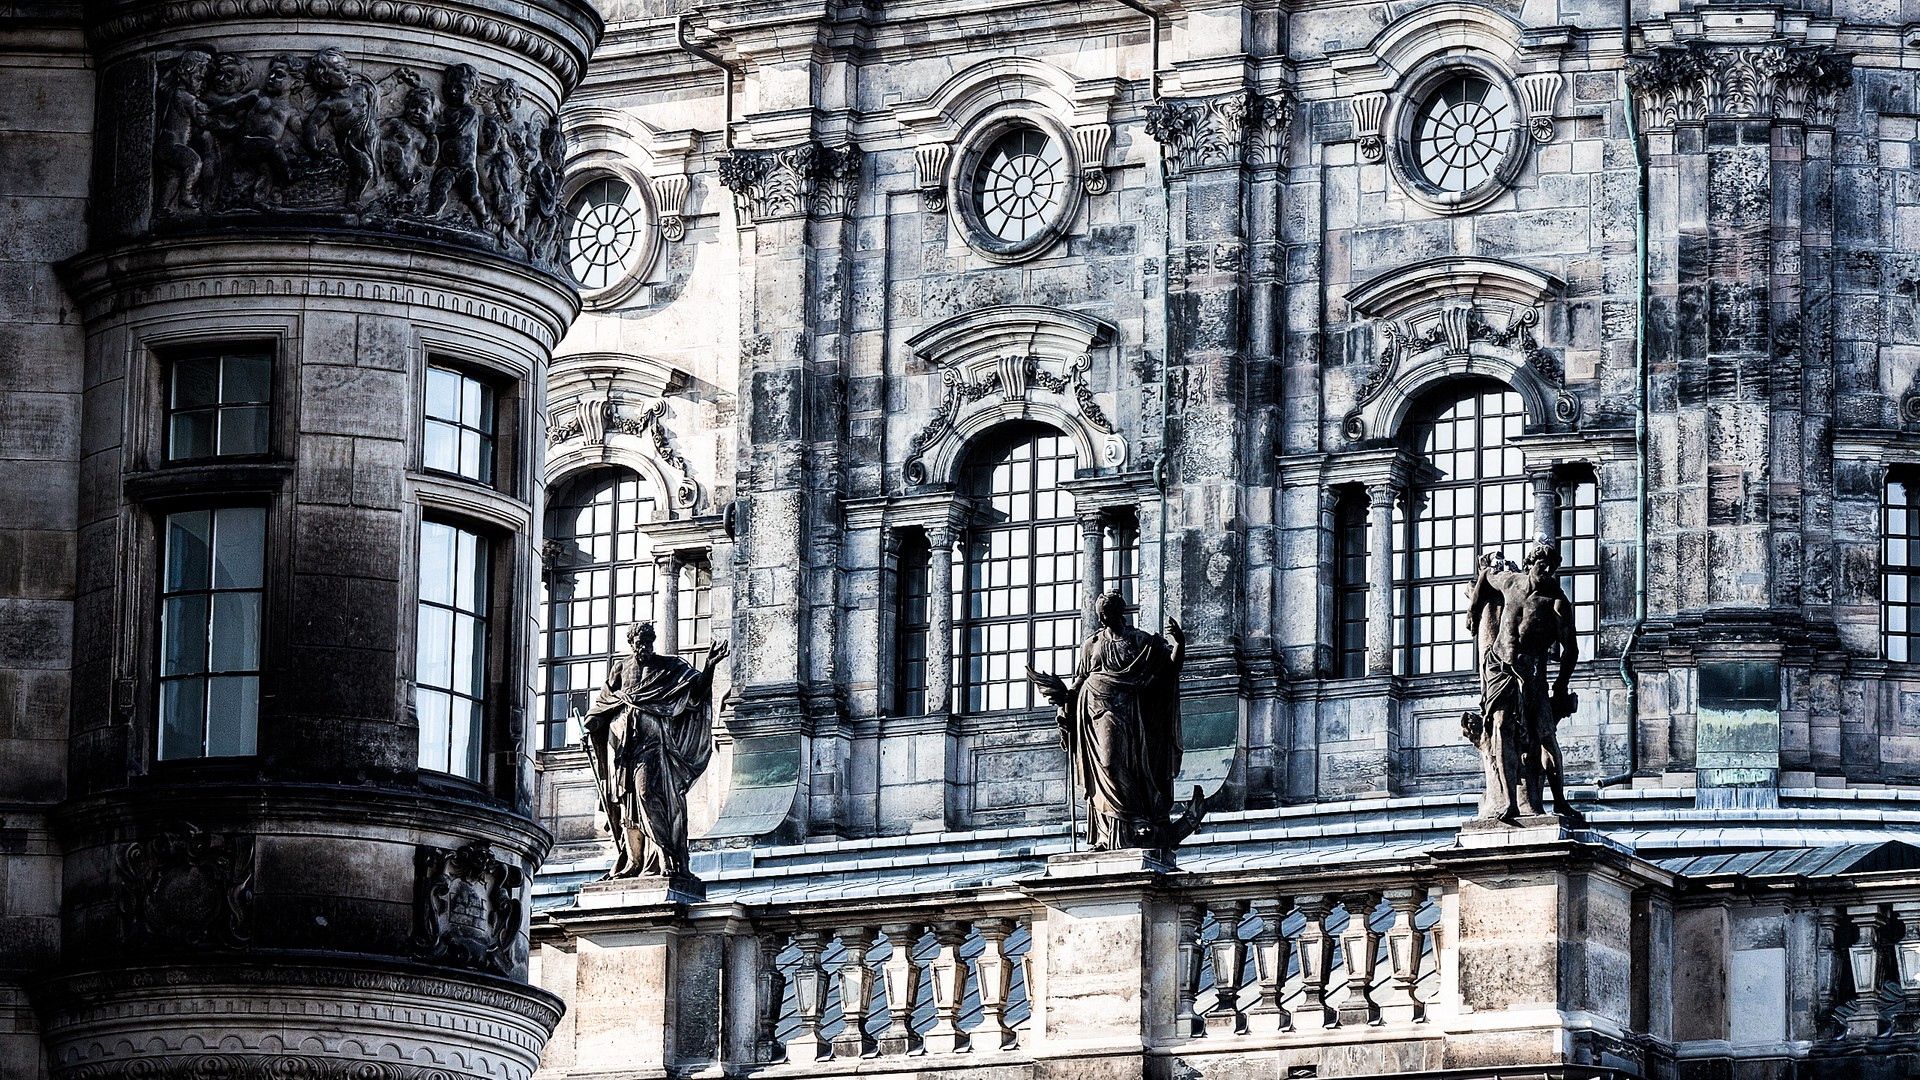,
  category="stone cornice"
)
[716,140,862,222]
[86,0,602,89]
[1143,88,1292,178]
